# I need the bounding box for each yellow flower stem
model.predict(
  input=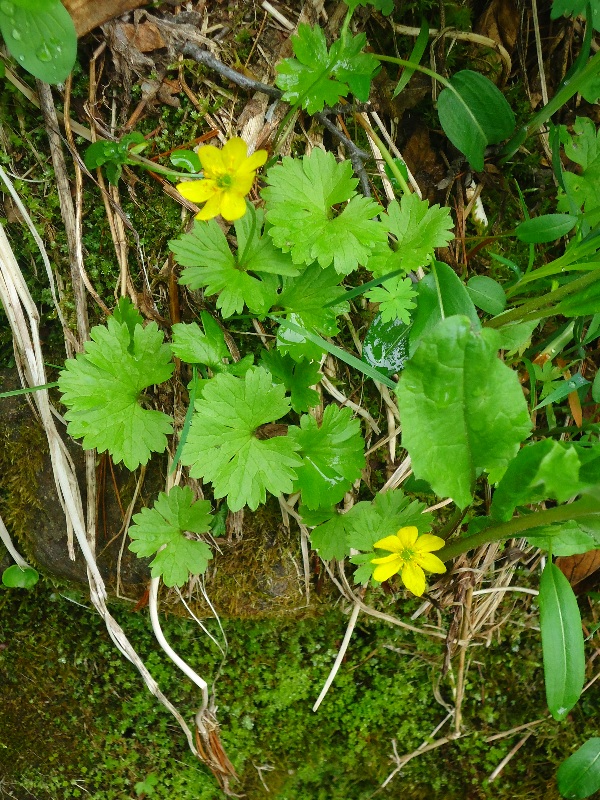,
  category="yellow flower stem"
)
[437,495,600,563]
[237,204,257,267]
[127,153,201,180]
